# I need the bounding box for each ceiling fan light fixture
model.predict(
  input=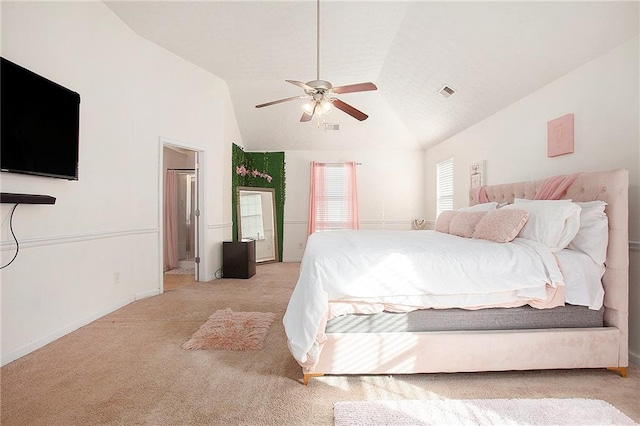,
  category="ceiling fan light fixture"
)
[302,101,315,115]
[302,98,332,116]
[319,99,332,114]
